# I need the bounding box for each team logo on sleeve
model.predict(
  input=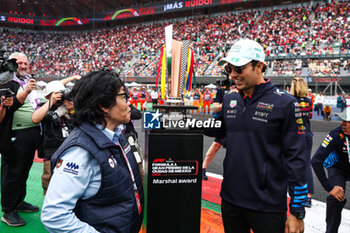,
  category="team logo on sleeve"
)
[63,162,79,175]
[322,135,333,148]
[56,159,63,168]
